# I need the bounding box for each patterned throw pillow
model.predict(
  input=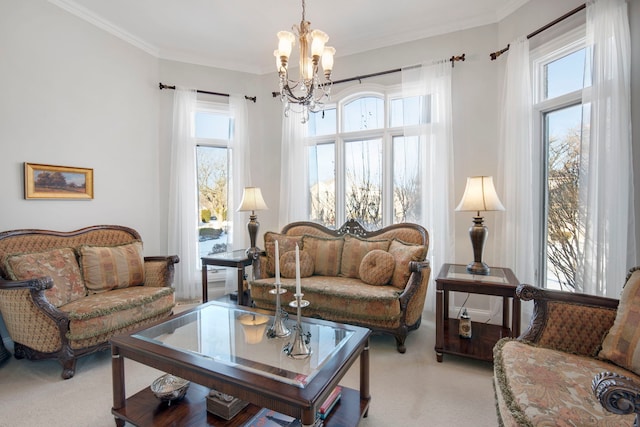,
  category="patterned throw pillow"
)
[387,239,427,289]
[359,250,395,286]
[264,232,303,277]
[301,235,345,276]
[3,247,86,307]
[79,241,145,293]
[280,250,314,279]
[340,235,390,279]
[599,269,640,374]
